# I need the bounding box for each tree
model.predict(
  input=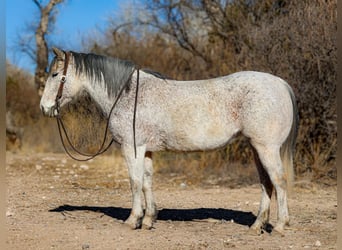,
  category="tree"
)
[33,0,64,96]
[16,0,64,96]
